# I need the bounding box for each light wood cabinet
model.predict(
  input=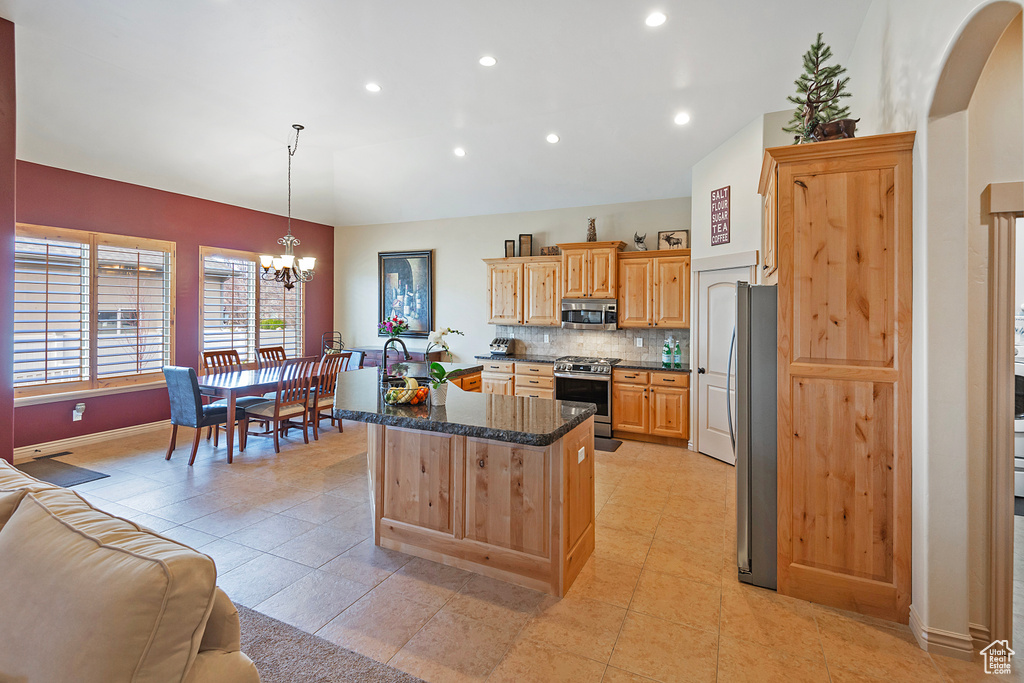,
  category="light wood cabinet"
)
[557,241,625,299]
[453,371,482,392]
[382,428,454,534]
[612,369,689,440]
[523,260,561,326]
[487,262,522,324]
[760,162,778,284]
[761,132,914,624]
[481,372,514,395]
[617,250,691,329]
[484,257,559,326]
